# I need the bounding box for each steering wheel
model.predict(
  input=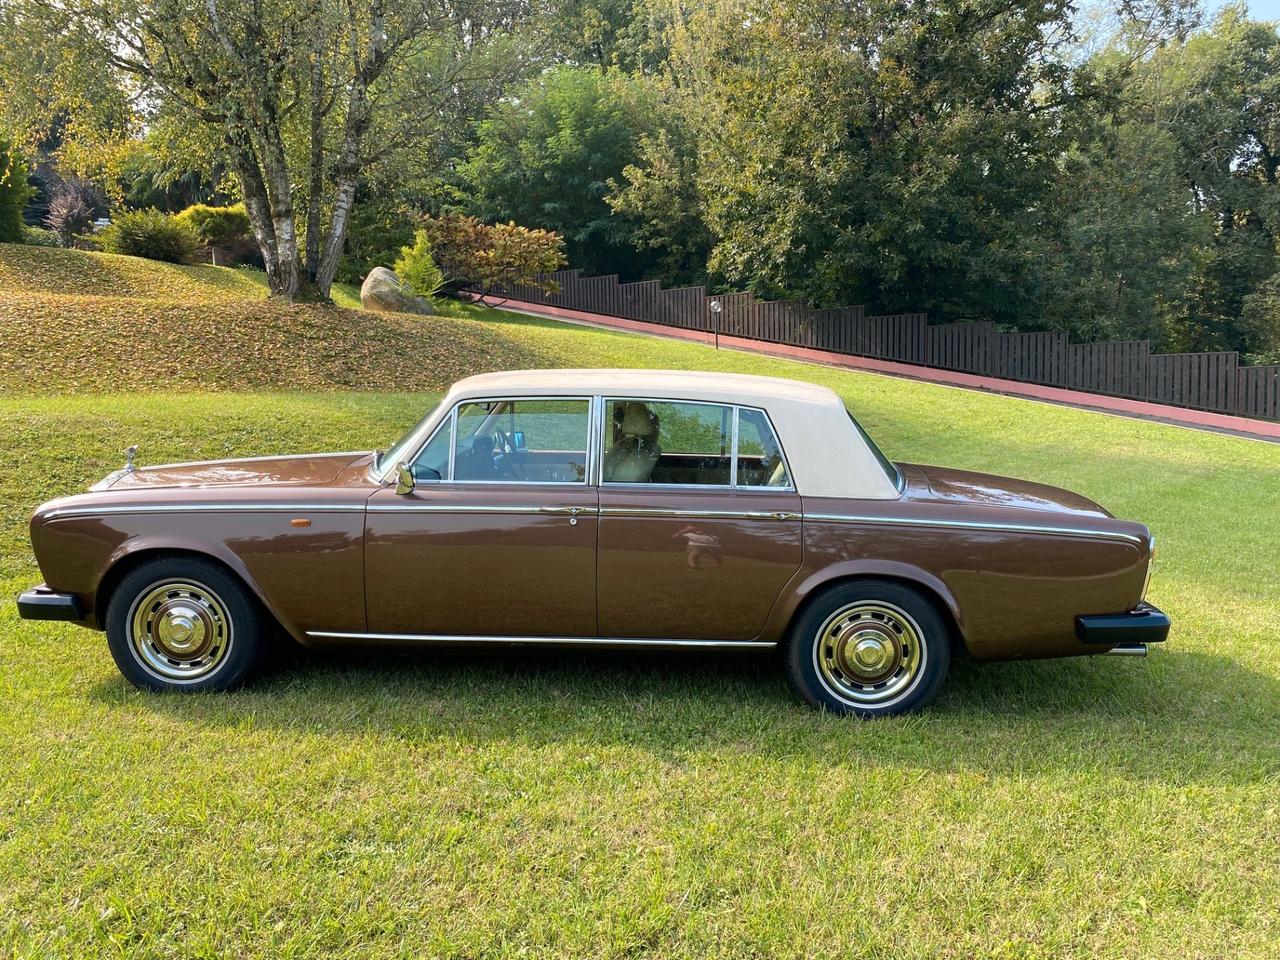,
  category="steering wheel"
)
[491,429,528,481]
